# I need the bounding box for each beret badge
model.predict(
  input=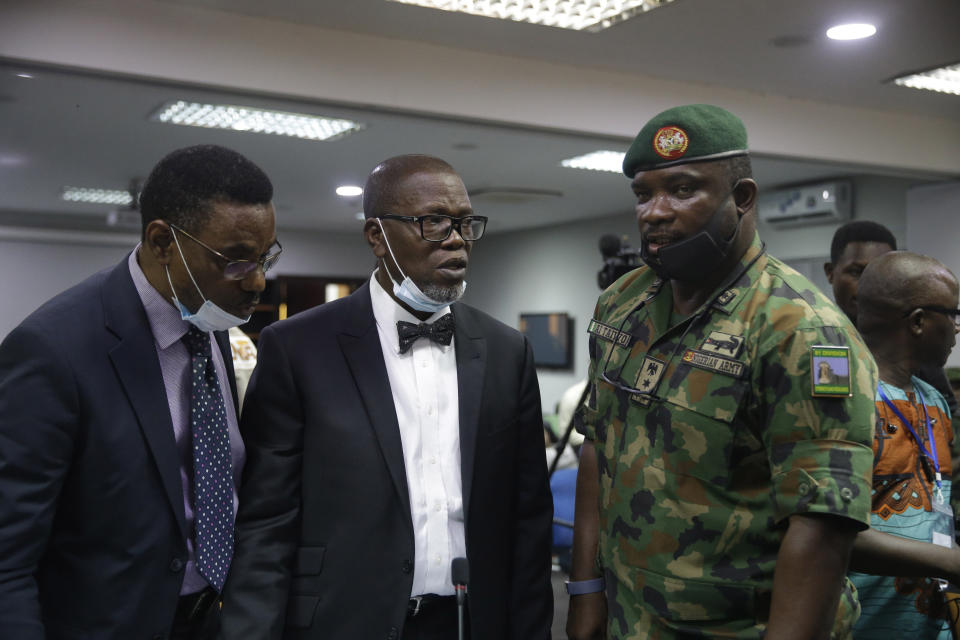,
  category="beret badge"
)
[653,126,689,160]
